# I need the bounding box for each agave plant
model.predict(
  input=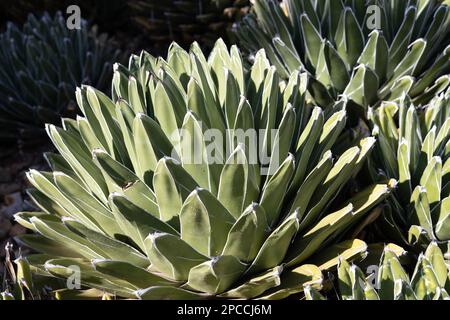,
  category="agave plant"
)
[237,0,450,114]
[130,0,249,53]
[311,242,450,300]
[14,40,394,299]
[0,0,130,32]
[0,12,121,144]
[368,91,450,251]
